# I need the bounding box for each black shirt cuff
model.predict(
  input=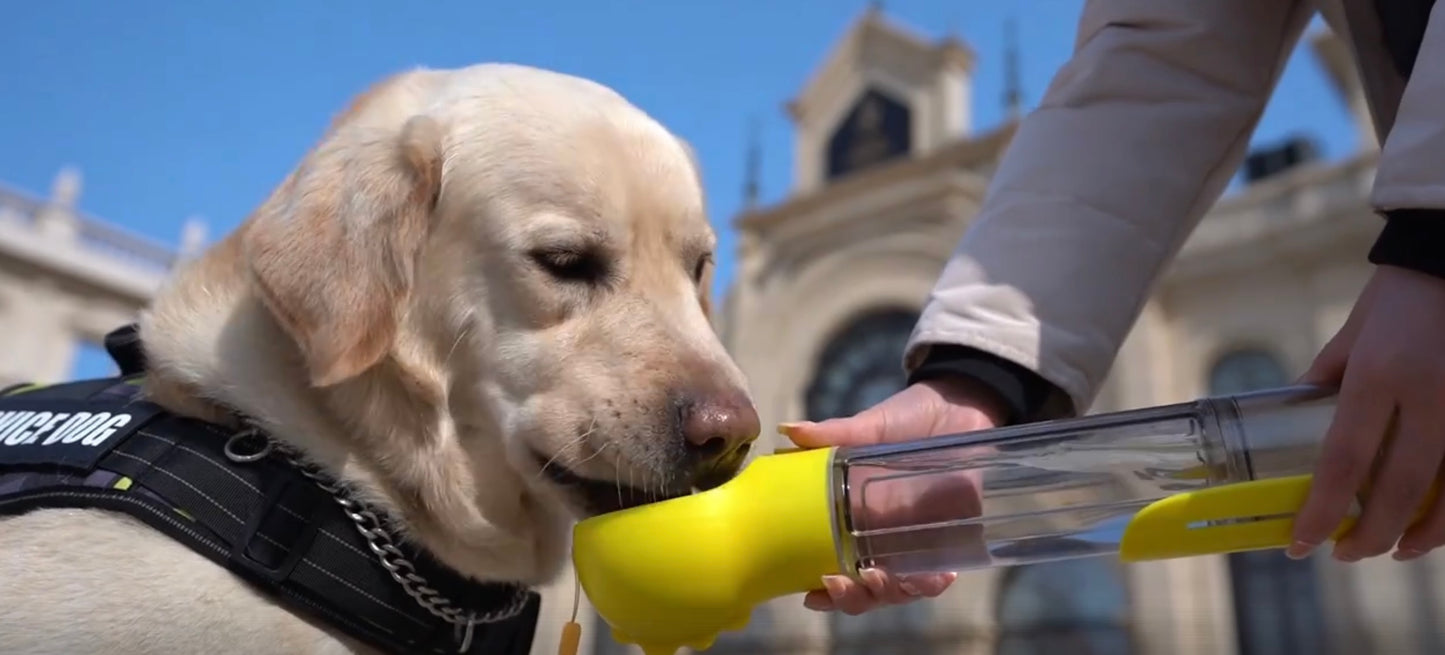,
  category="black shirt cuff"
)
[1368,210,1445,280]
[906,344,1072,426]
